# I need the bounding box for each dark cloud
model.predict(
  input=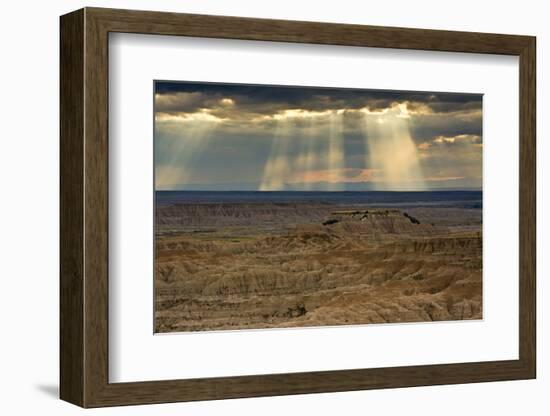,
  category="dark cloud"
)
[155,81,482,116]
[409,114,483,143]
